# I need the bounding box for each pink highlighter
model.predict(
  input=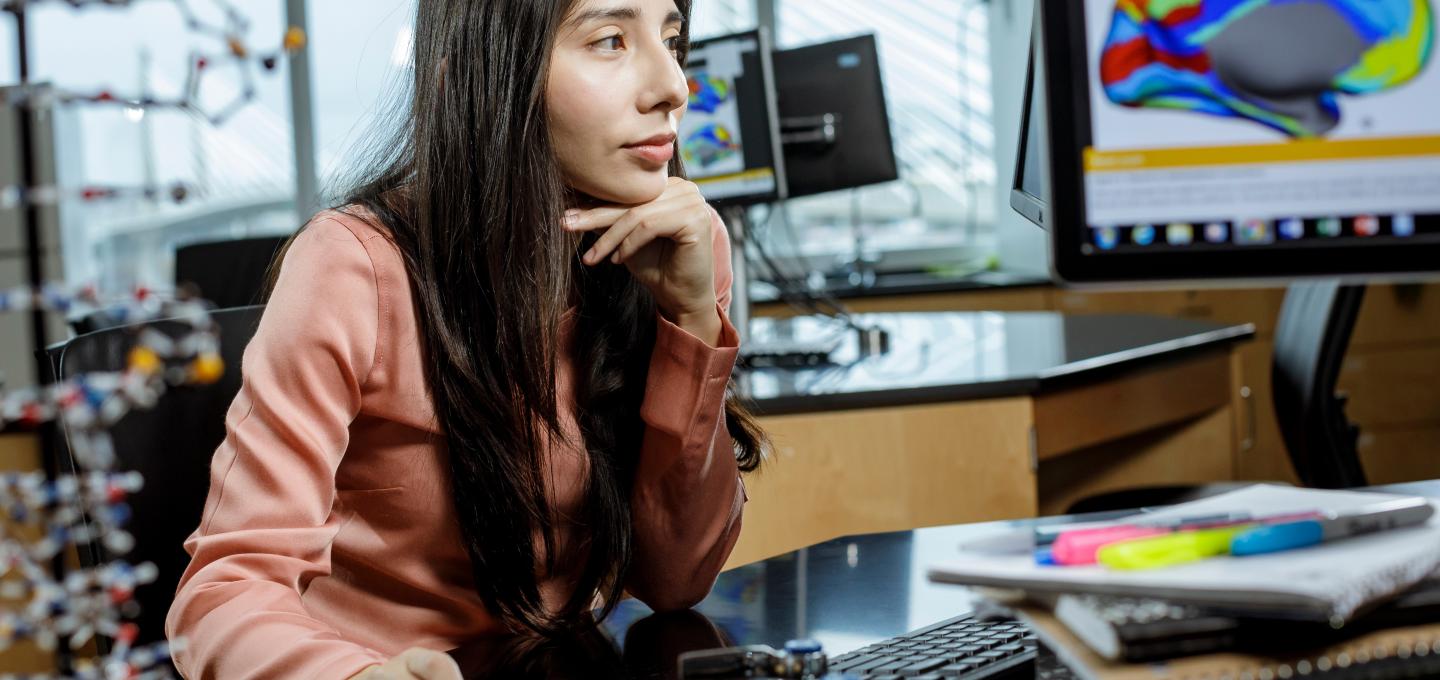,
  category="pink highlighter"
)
[1051,526,1169,565]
